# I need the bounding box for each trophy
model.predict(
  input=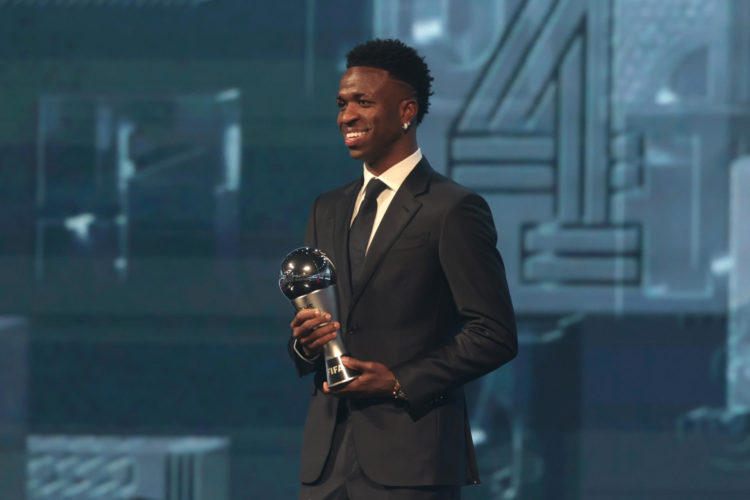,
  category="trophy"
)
[279,247,359,388]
